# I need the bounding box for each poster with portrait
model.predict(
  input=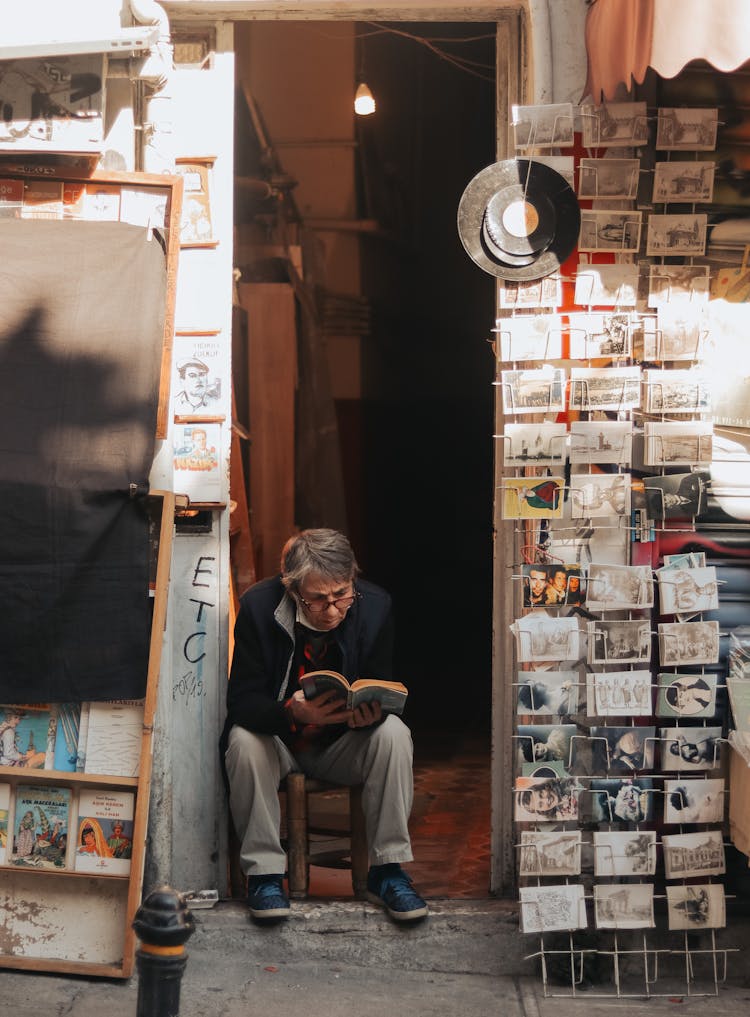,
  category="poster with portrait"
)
[172,422,222,503]
[172,333,223,419]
